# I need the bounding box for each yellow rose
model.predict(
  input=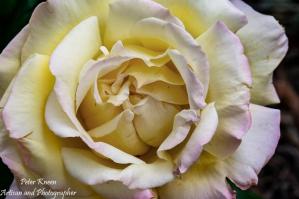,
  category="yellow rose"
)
[0,0,288,198]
